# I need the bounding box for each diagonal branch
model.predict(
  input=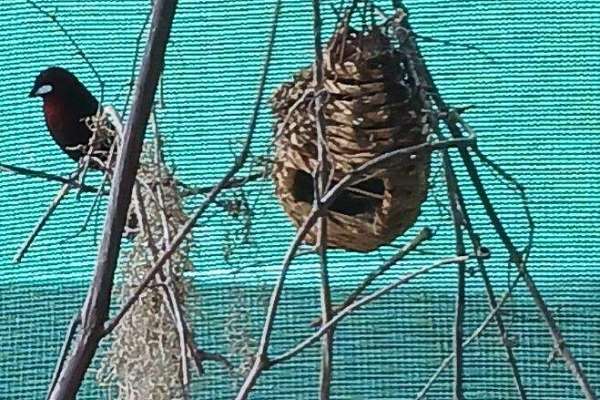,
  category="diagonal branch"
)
[442,140,528,399]
[415,273,523,400]
[270,254,474,367]
[0,162,104,194]
[14,183,71,263]
[311,227,432,327]
[47,1,178,398]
